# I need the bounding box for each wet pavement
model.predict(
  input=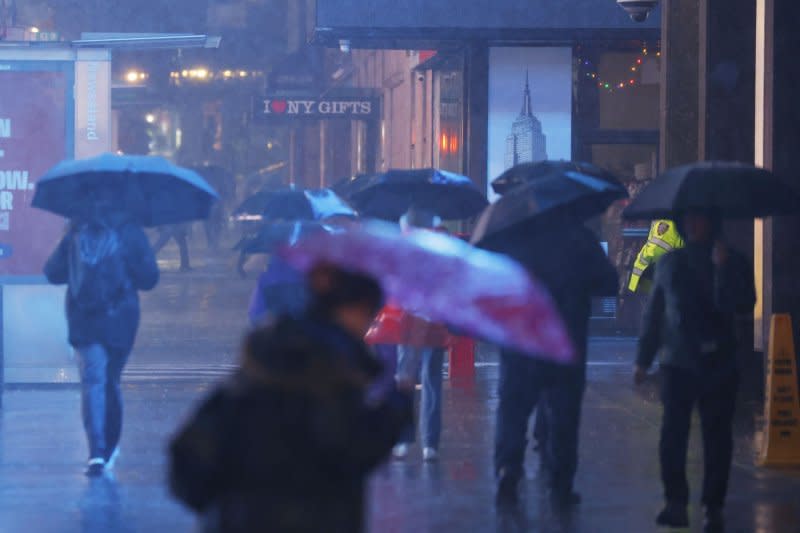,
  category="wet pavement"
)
[1,242,799,532]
